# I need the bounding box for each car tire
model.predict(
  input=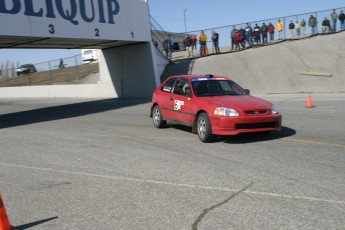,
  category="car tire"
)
[197,113,213,142]
[152,105,166,128]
